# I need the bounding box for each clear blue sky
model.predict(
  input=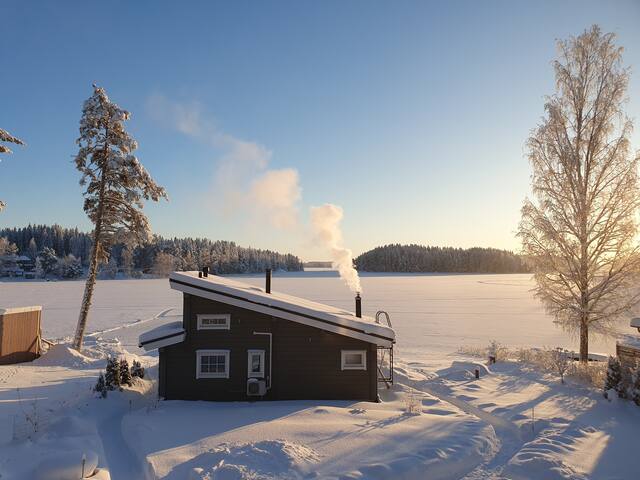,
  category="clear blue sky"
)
[1,1,639,260]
